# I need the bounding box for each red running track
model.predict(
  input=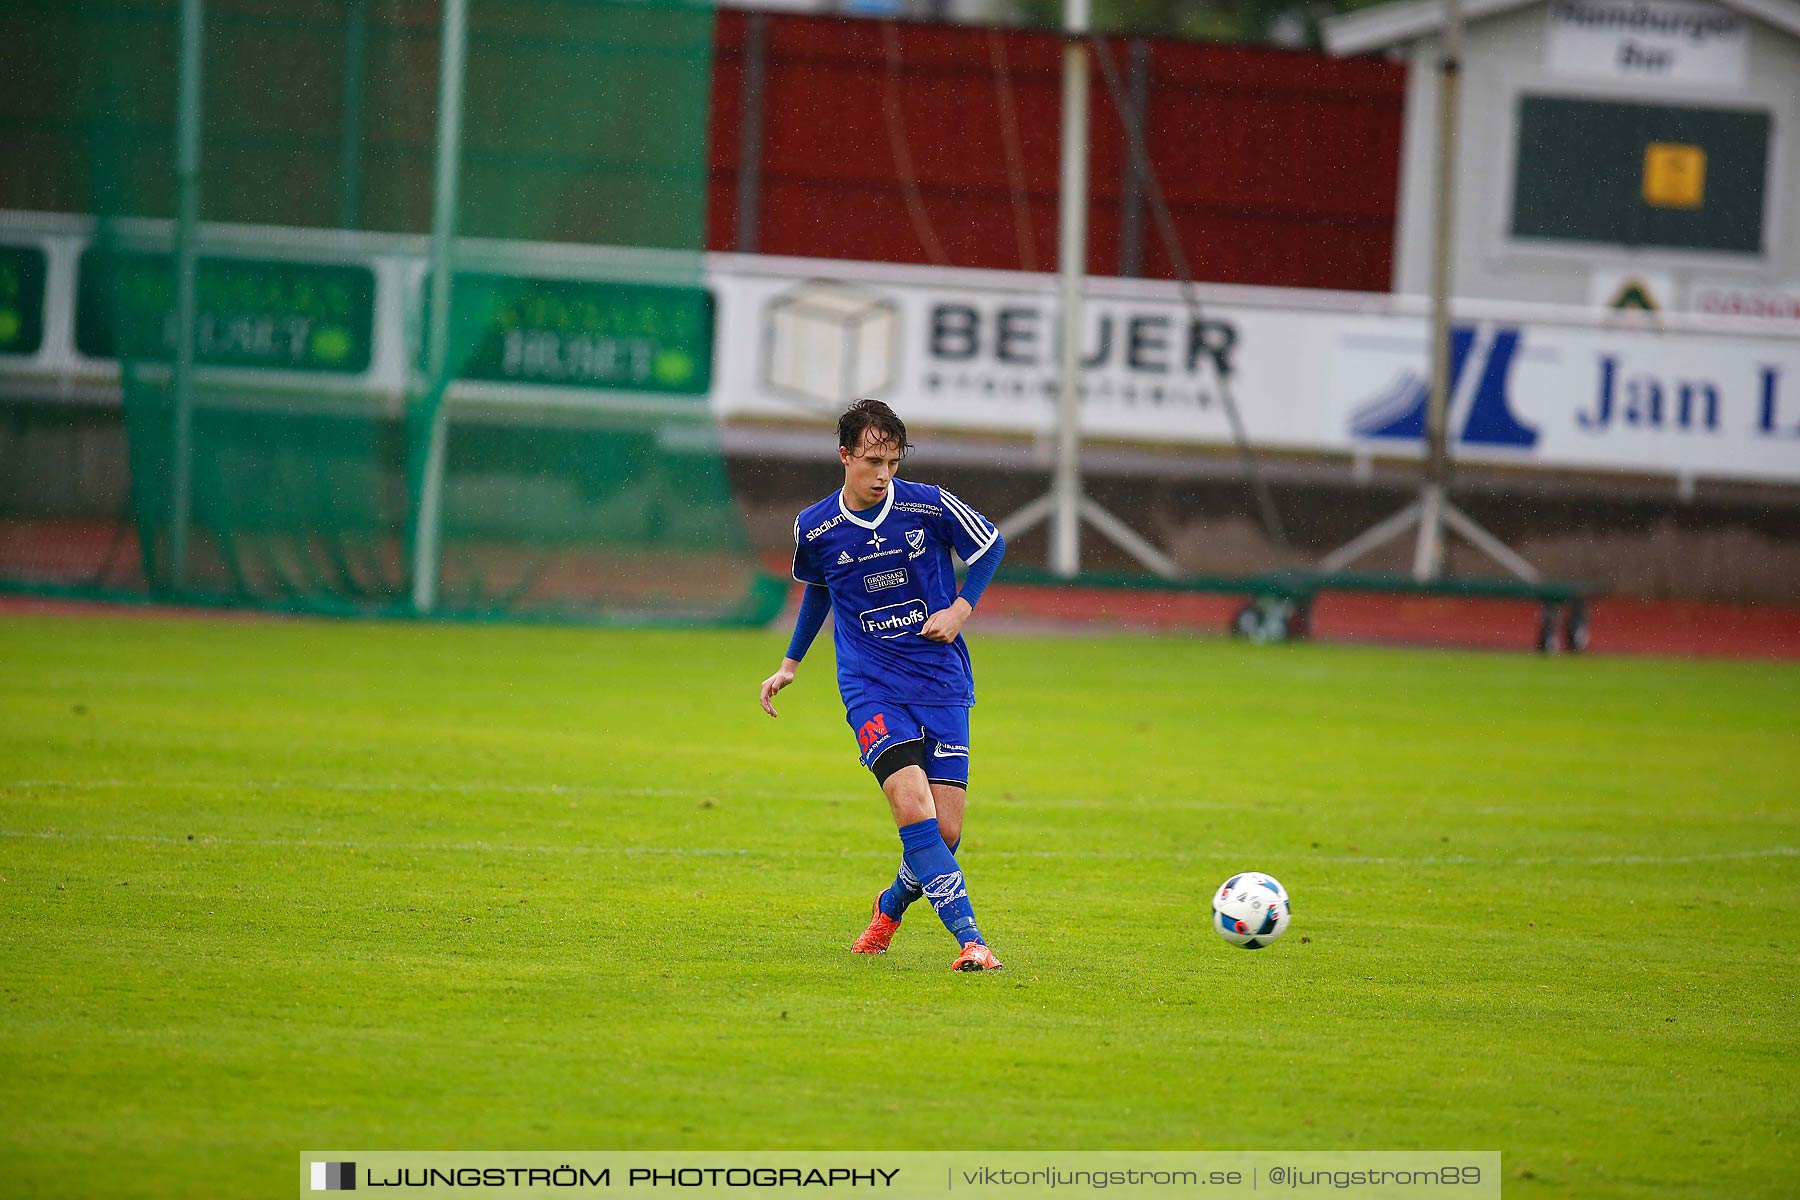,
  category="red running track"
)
[974,583,1800,660]
[4,583,1798,661]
